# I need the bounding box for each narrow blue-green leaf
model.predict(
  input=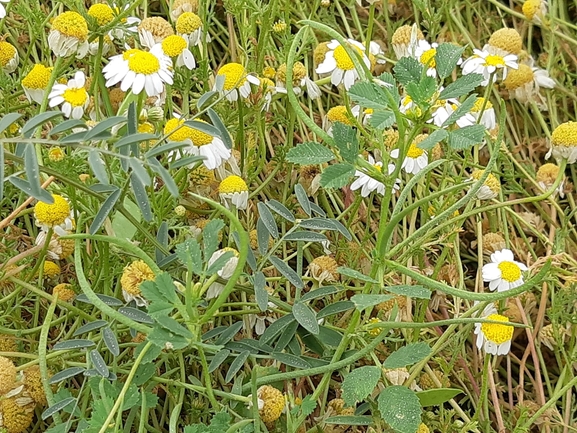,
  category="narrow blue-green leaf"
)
[89,349,109,377]
[384,342,432,369]
[286,141,335,165]
[271,352,311,369]
[225,350,250,382]
[129,158,152,187]
[257,218,270,255]
[266,199,296,222]
[130,173,153,222]
[301,285,342,302]
[257,202,279,238]
[84,116,126,140]
[147,158,179,197]
[156,221,168,262]
[49,119,85,135]
[342,366,381,406]
[325,416,373,426]
[269,256,304,288]
[88,149,109,184]
[49,367,85,384]
[183,120,221,137]
[8,177,53,203]
[197,90,218,110]
[284,231,327,243]
[386,285,431,299]
[23,143,42,196]
[144,141,189,159]
[309,202,326,217]
[75,293,123,306]
[351,294,394,311]
[317,301,354,319]
[102,327,120,356]
[170,155,205,169]
[208,349,231,373]
[73,320,108,336]
[206,251,234,275]
[213,321,244,346]
[207,108,233,150]
[338,267,378,283]
[90,188,121,234]
[260,314,294,345]
[52,339,96,350]
[293,302,319,335]
[254,271,268,312]
[42,398,76,420]
[331,218,352,240]
[0,145,3,202]
[294,183,311,216]
[22,111,63,137]
[0,113,22,134]
[378,386,422,433]
[118,307,154,324]
[114,133,157,149]
[299,218,336,231]
[127,103,137,135]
